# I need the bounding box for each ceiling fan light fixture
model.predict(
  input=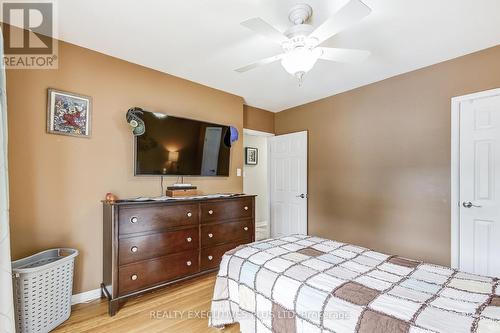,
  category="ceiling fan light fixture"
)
[281,47,321,78]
